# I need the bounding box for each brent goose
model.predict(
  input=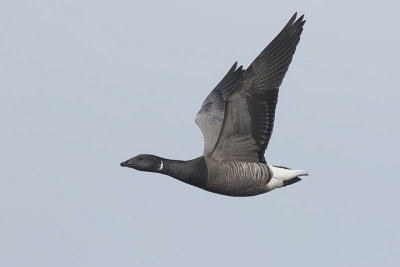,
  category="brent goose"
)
[121,13,308,197]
